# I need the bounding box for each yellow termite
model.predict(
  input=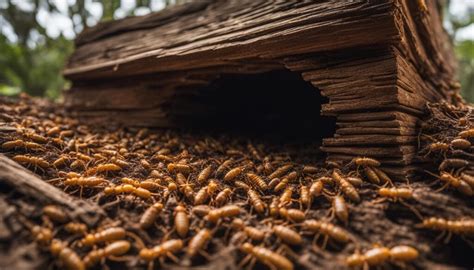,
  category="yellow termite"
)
[248,189,266,214]
[174,205,189,238]
[83,240,131,268]
[140,203,164,229]
[240,243,294,270]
